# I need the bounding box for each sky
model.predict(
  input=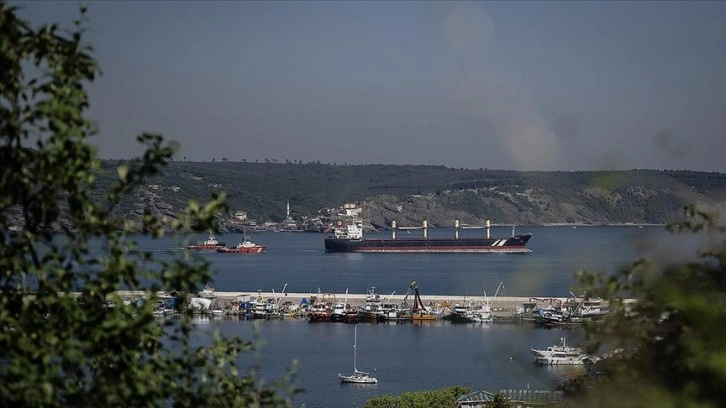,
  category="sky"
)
[13,1,726,172]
